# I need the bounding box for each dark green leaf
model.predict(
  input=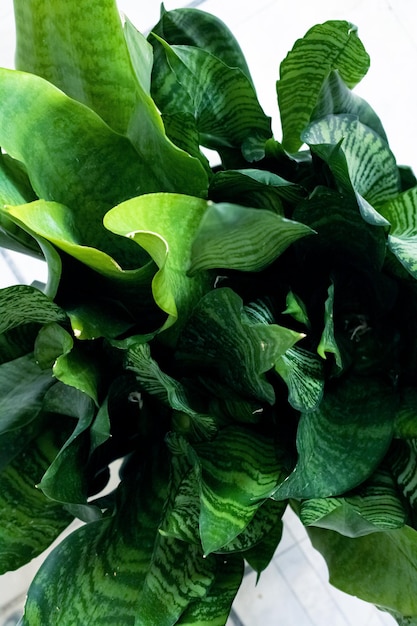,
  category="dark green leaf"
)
[150,36,271,150]
[178,288,303,404]
[272,376,396,500]
[0,427,73,573]
[0,285,66,335]
[275,346,325,412]
[278,20,370,152]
